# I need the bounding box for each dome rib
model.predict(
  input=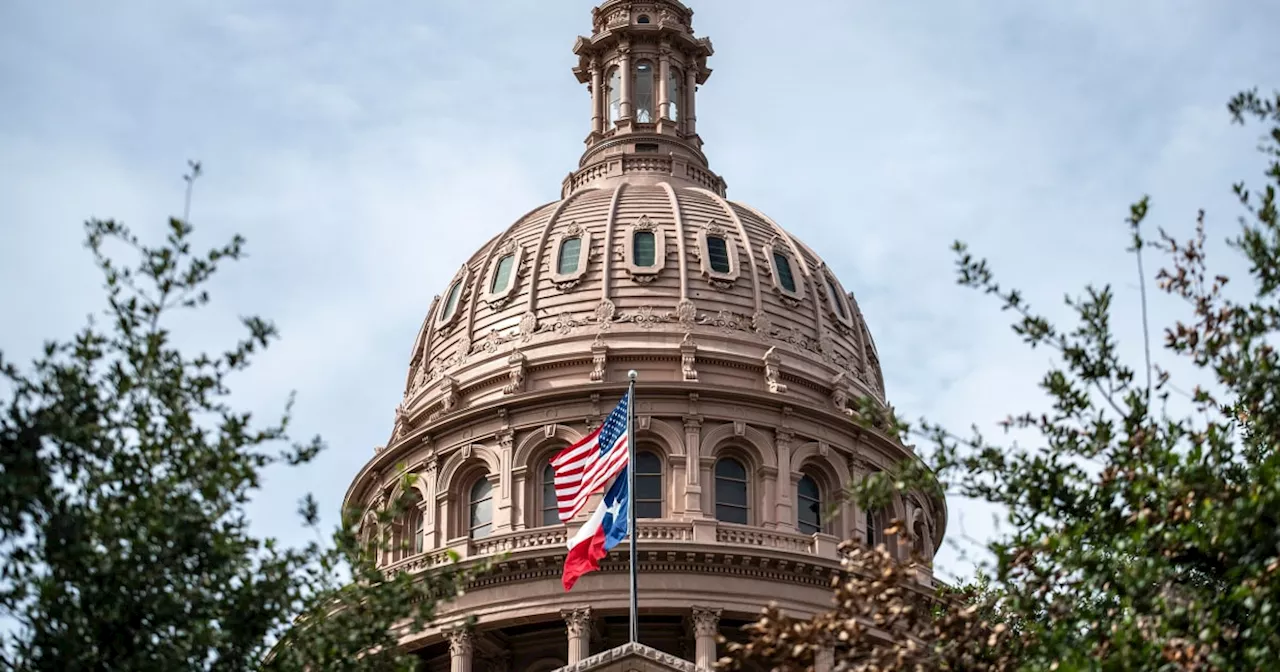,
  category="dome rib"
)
[524,187,597,323]
[692,186,764,316]
[598,182,628,303]
[659,181,691,301]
